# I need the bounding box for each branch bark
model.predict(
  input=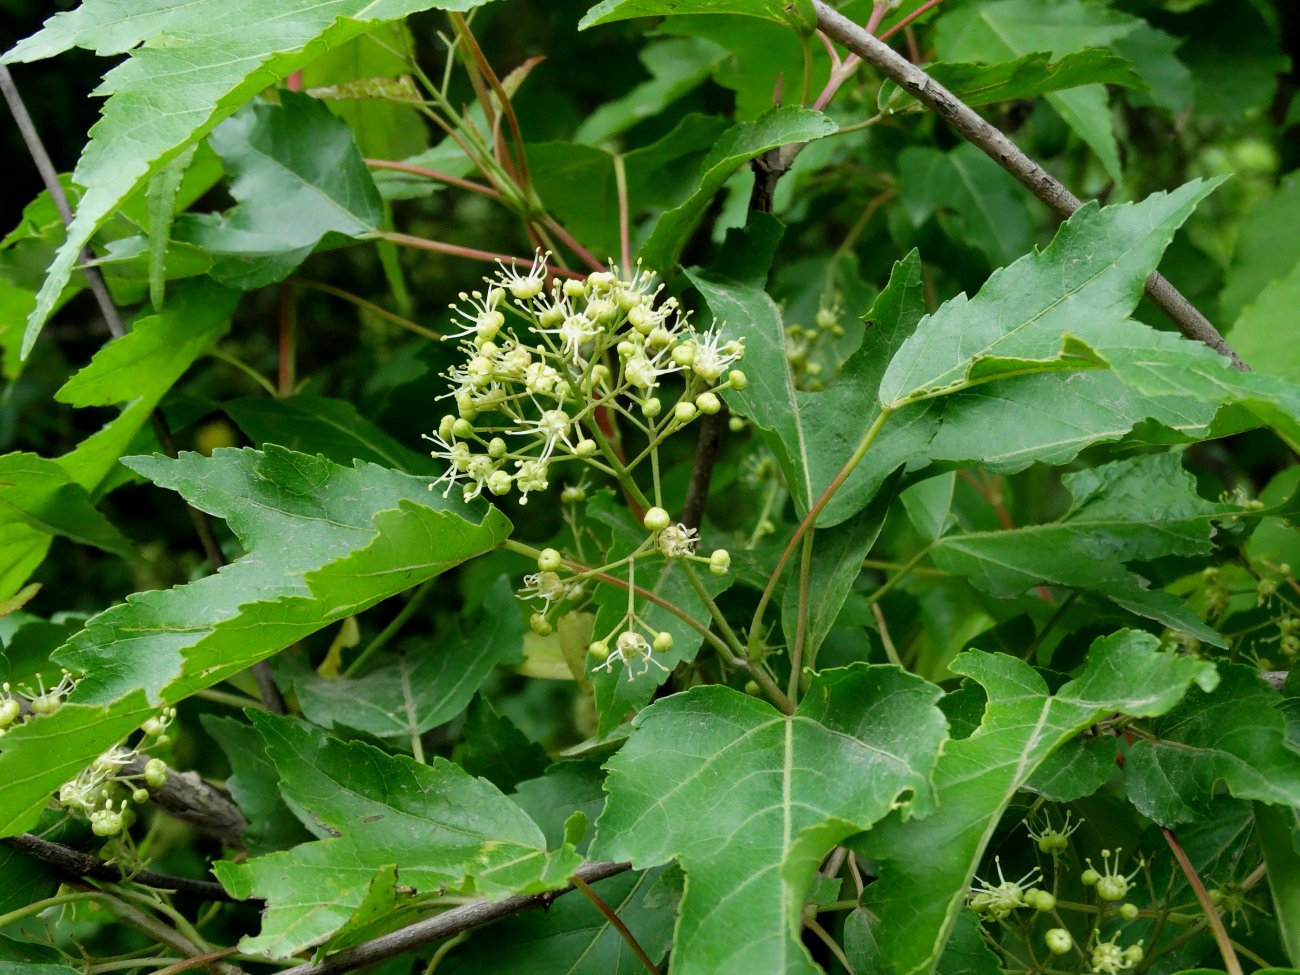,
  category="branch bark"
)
[274,861,631,975]
[811,0,1248,372]
[1,833,255,905]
